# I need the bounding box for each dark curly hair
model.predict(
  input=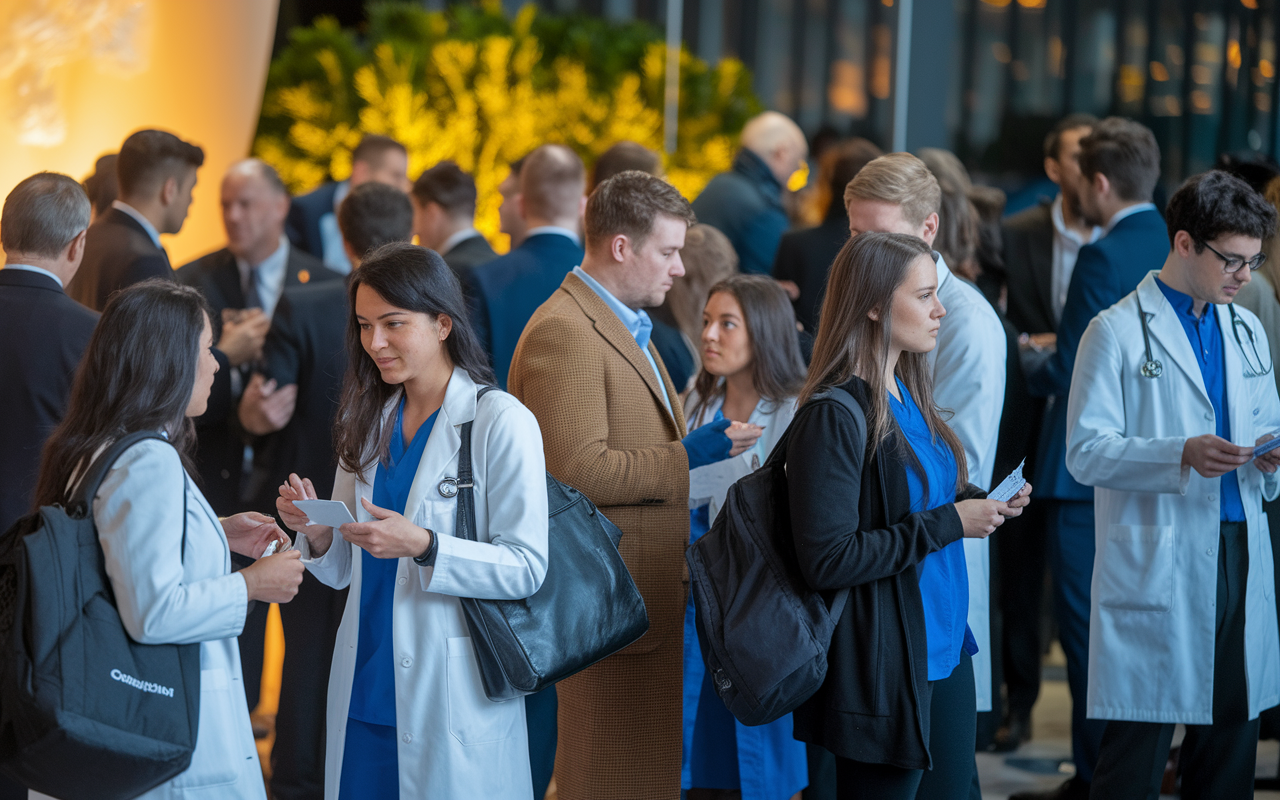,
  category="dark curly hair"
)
[1165,170,1278,250]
